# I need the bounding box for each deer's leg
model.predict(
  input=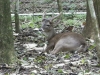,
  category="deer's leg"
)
[50,45,63,54]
